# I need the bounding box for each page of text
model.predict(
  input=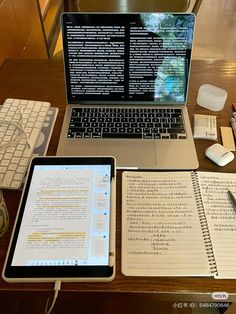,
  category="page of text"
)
[64,13,193,103]
[122,171,210,277]
[12,165,111,266]
[197,172,236,279]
